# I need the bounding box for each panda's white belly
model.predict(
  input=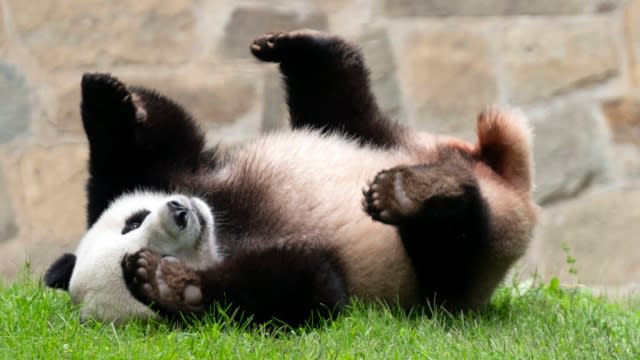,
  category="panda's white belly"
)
[221,130,438,305]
